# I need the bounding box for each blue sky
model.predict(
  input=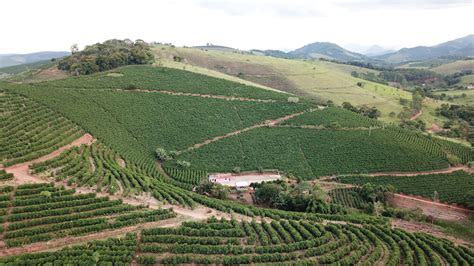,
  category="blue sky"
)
[1,0,472,53]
